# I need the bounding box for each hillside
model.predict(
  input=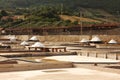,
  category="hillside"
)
[0,0,119,29]
[0,6,118,28]
[0,0,120,13]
